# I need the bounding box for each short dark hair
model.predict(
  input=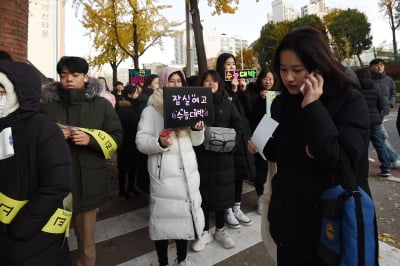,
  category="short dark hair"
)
[114,81,124,87]
[369,58,385,66]
[122,84,137,99]
[57,56,89,74]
